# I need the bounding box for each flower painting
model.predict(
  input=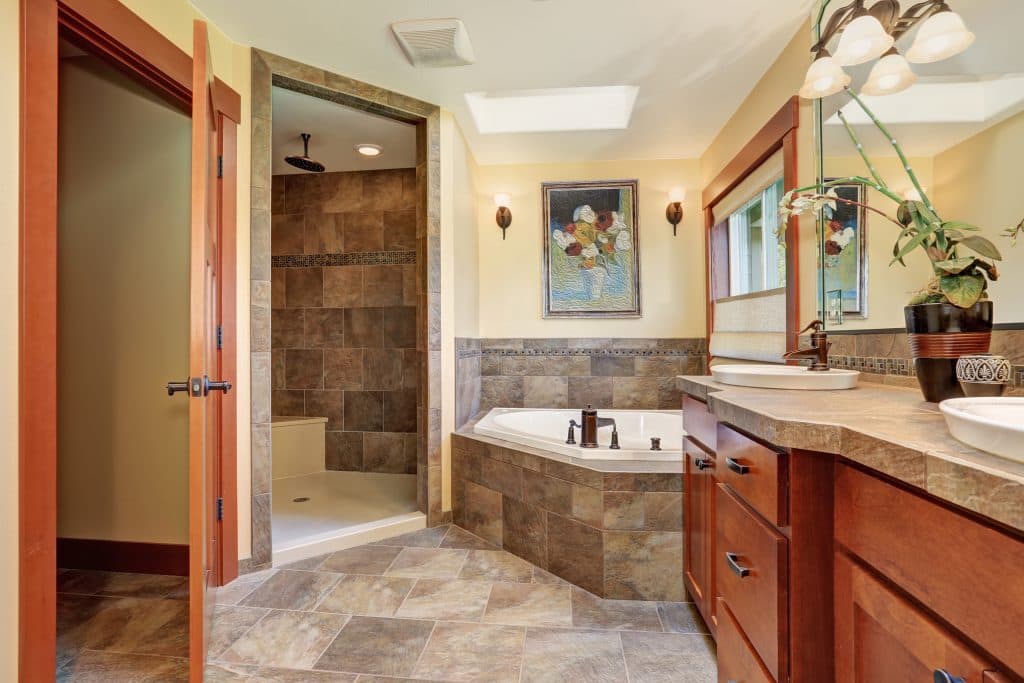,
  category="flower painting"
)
[542,180,640,318]
[821,181,868,318]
